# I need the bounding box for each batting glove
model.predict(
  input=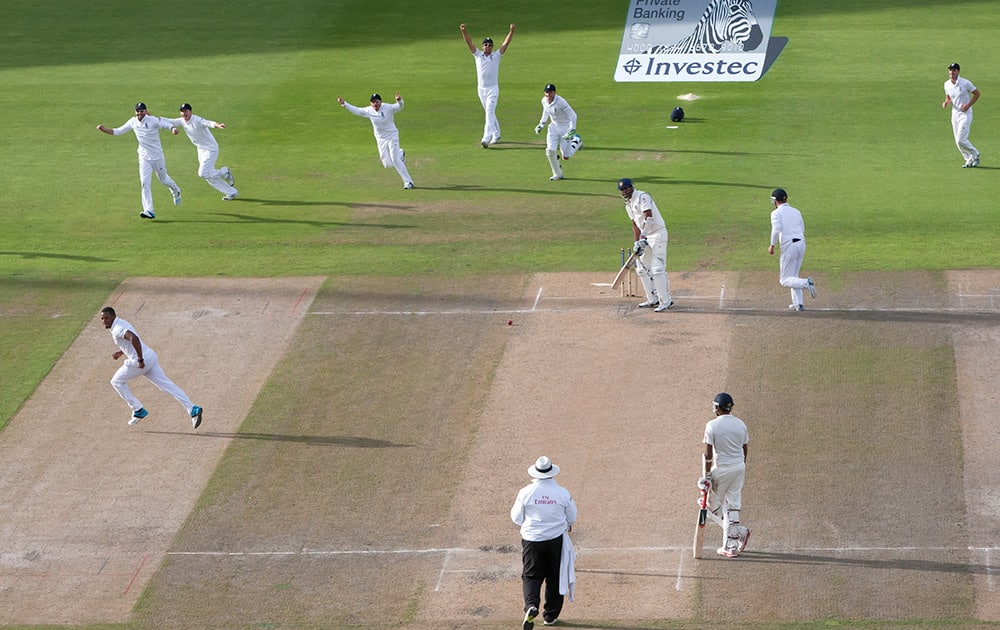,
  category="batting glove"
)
[632,238,648,256]
[534,123,545,135]
[697,477,711,492]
